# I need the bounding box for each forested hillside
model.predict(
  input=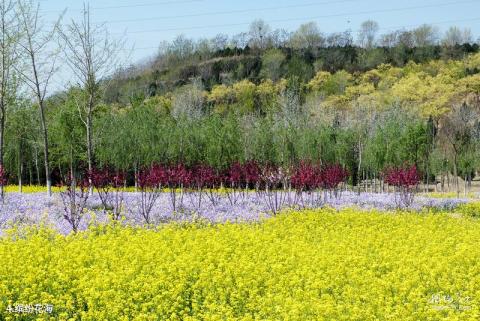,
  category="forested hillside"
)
[104,21,478,104]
